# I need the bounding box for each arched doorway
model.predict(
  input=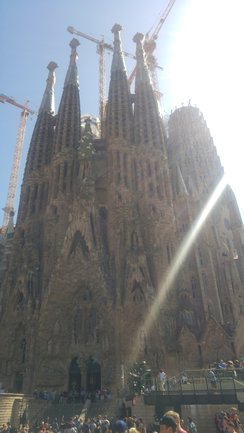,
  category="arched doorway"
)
[85,356,101,392]
[68,357,81,396]
[14,371,23,393]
